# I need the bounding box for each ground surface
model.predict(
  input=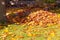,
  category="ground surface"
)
[0,8,60,40]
